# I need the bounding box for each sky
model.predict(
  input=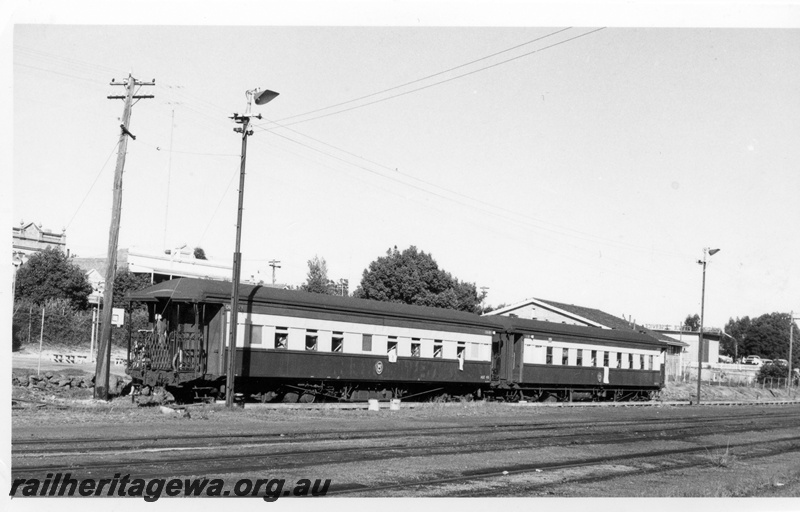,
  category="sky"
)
[5,2,800,333]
